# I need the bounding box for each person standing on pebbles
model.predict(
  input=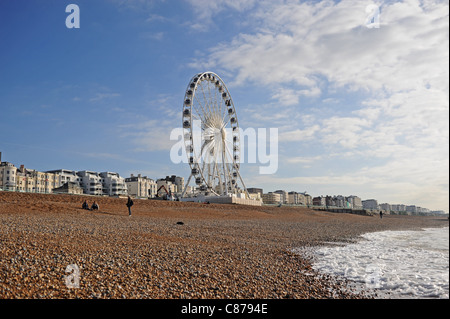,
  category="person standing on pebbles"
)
[126,196,134,216]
